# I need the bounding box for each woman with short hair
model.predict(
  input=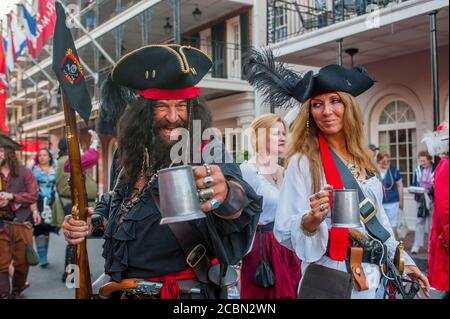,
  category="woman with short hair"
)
[411,150,436,254]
